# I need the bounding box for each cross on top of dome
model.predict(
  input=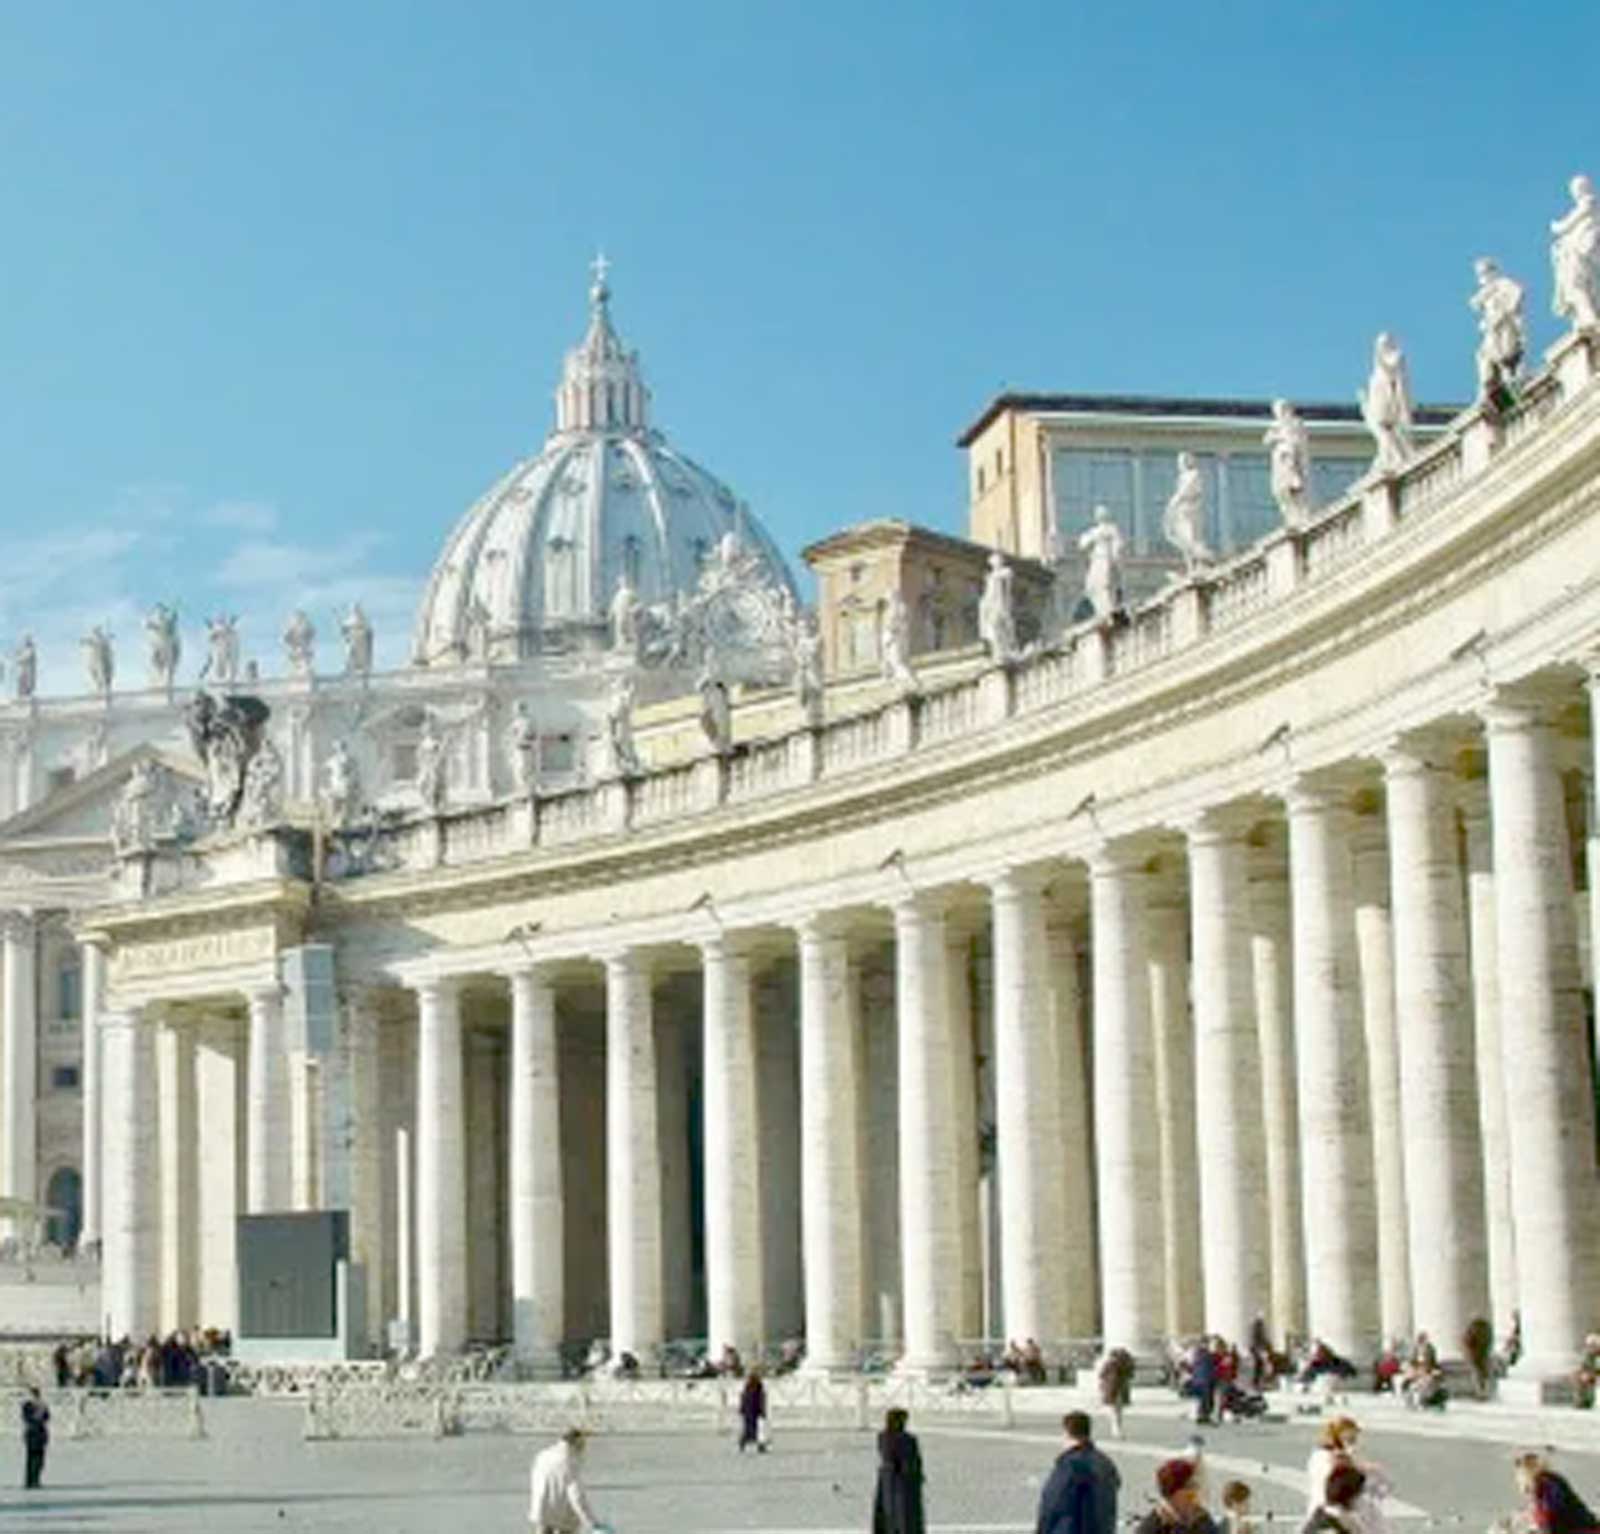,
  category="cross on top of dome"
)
[558,256,649,434]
